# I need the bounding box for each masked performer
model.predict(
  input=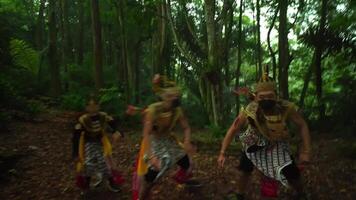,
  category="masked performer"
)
[72,98,124,194]
[218,72,311,199]
[132,74,199,200]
